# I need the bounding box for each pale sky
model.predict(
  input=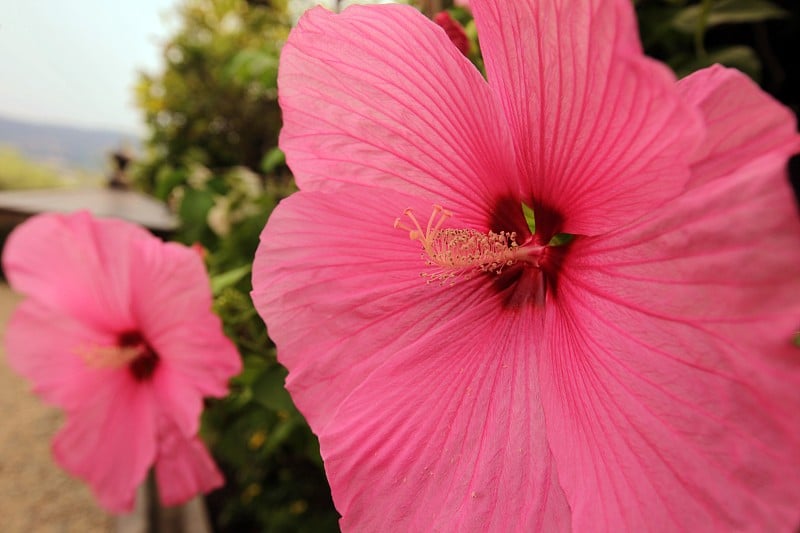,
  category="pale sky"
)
[0,0,179,135]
